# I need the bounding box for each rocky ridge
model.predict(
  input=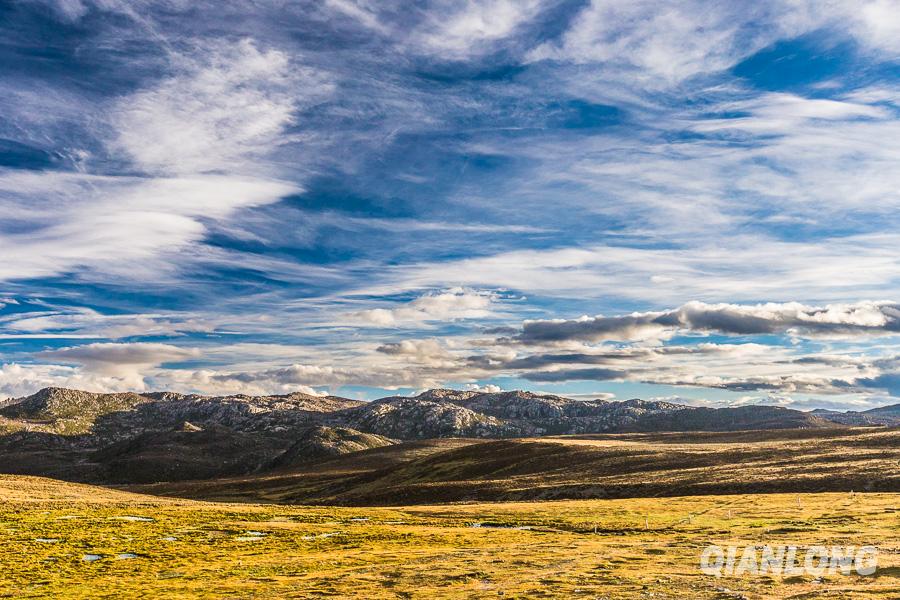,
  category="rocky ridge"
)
[0,385,862,485]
